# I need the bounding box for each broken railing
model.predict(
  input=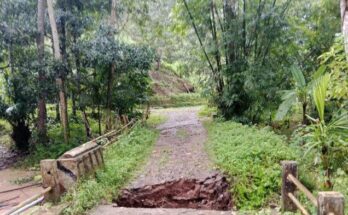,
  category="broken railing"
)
[282,161,345,215]
[4,120,135,215]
